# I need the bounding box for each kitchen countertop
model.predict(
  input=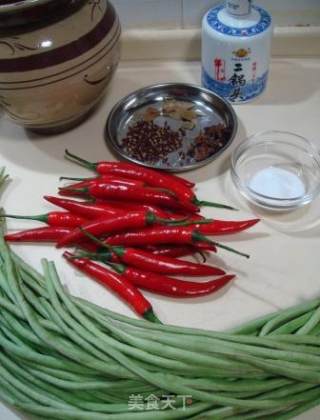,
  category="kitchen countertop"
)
[0,57,320,419]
